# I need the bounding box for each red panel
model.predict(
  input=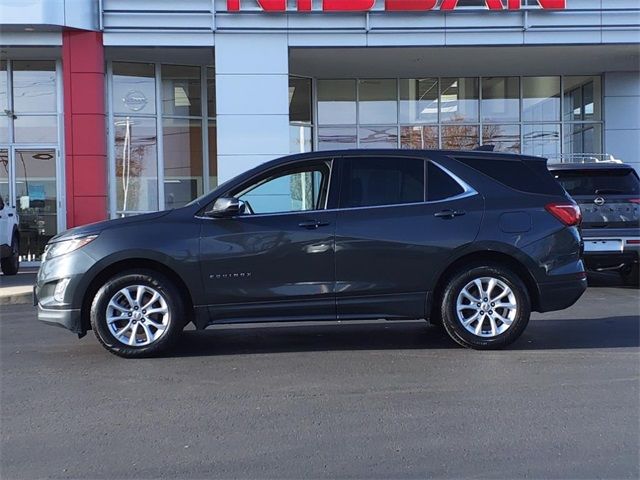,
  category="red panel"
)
[323,0,375,11]
[71,114,106,157]
[385,0,436,10]
[70,73,105,115]
[67,31,104,74]
[63,30,107,228]
[73,196,108,226]
[72,155,108,197]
